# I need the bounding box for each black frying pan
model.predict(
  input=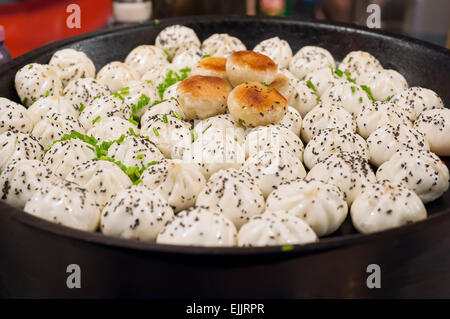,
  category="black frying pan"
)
[0,15,450,298]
